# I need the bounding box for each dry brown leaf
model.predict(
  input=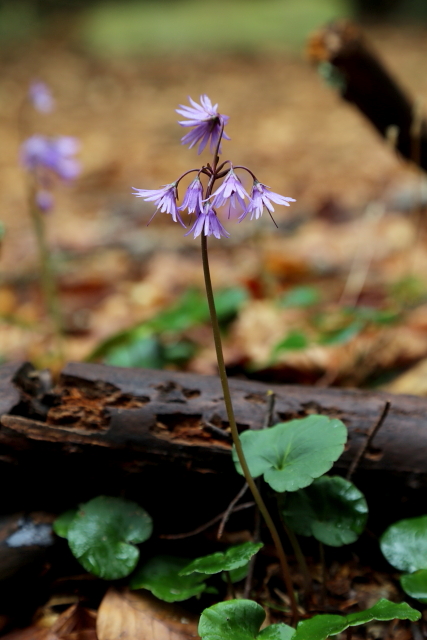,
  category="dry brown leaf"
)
[2,605,97,640]
[384,356,427,395]
[97,589,199,640]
